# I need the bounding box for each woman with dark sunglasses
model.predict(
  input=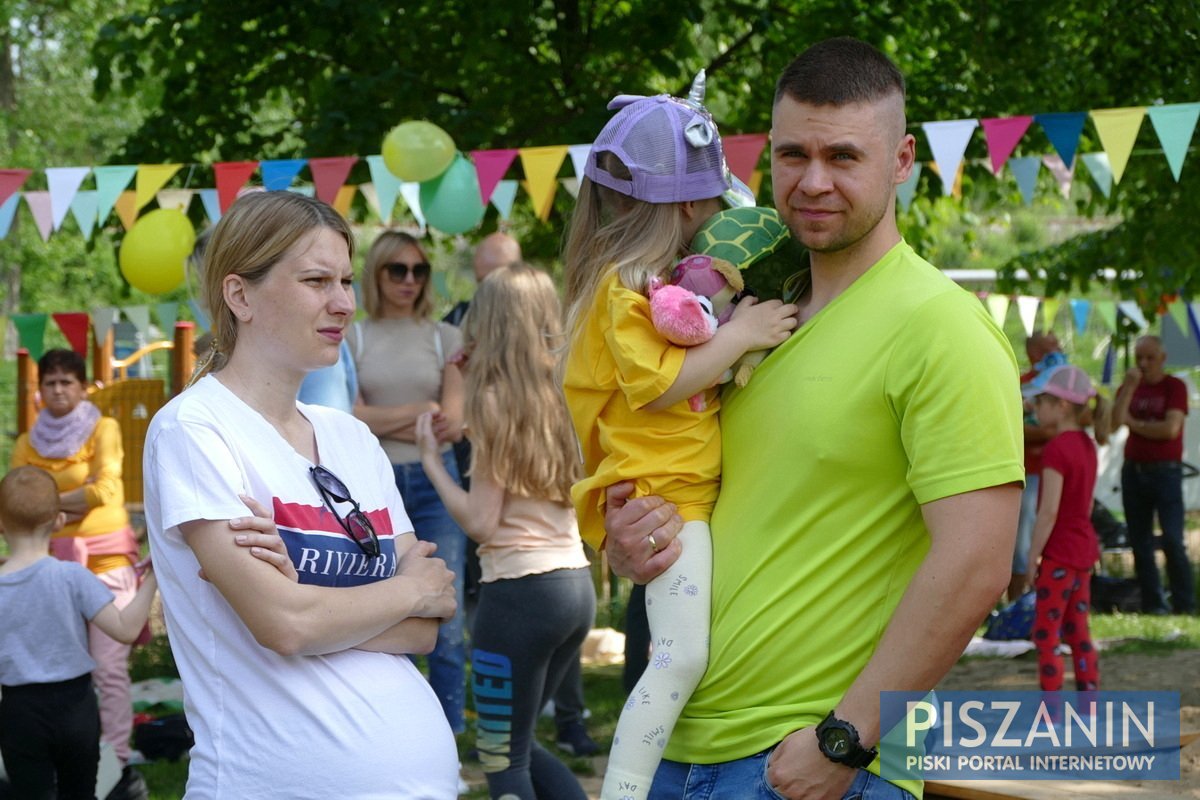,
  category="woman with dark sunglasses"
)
[143,192,459,799]
[347,230,471,738]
